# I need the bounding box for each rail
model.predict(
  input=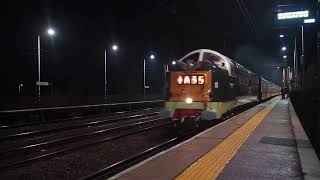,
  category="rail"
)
[0,100,164,125]
[0,100,164,114]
